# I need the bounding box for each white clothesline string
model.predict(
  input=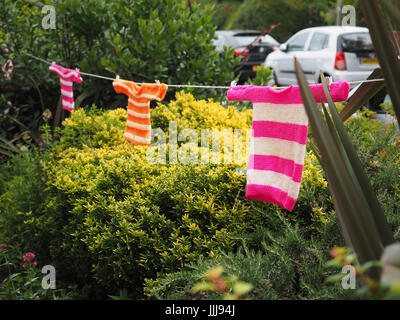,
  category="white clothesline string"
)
[21,51,385,89]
